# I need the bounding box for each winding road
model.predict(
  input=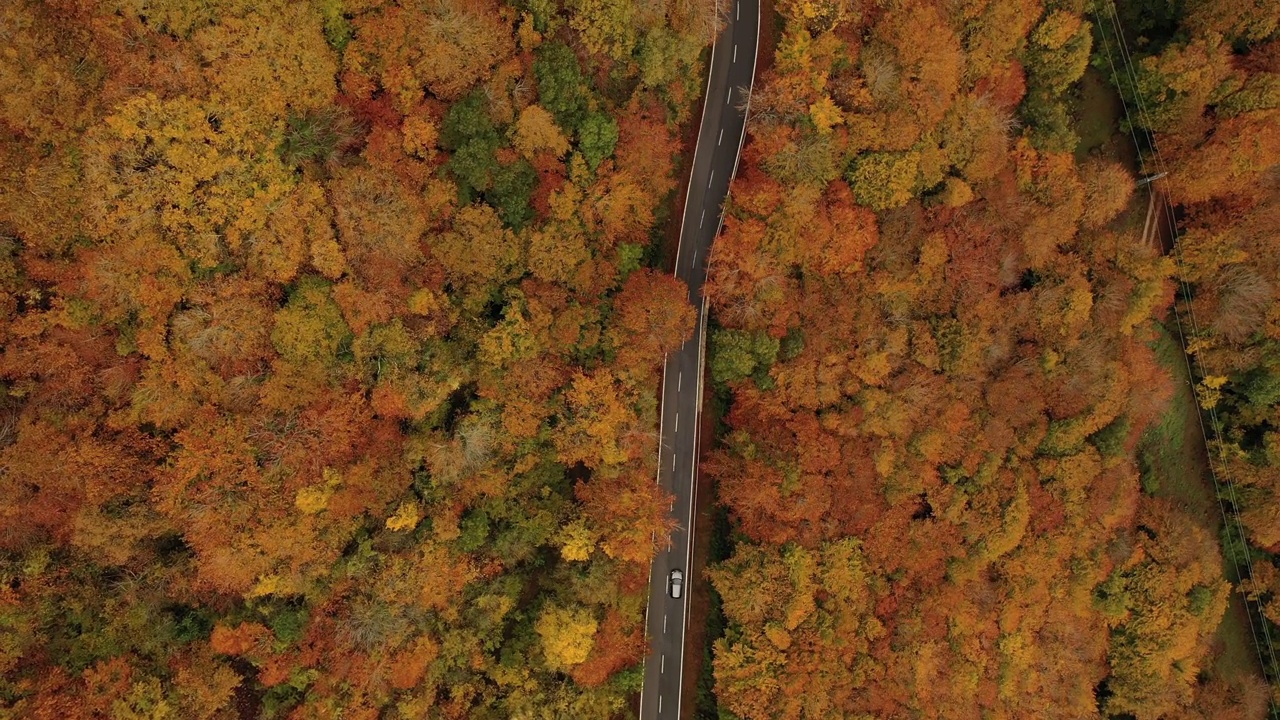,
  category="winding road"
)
[638,0,759,717]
